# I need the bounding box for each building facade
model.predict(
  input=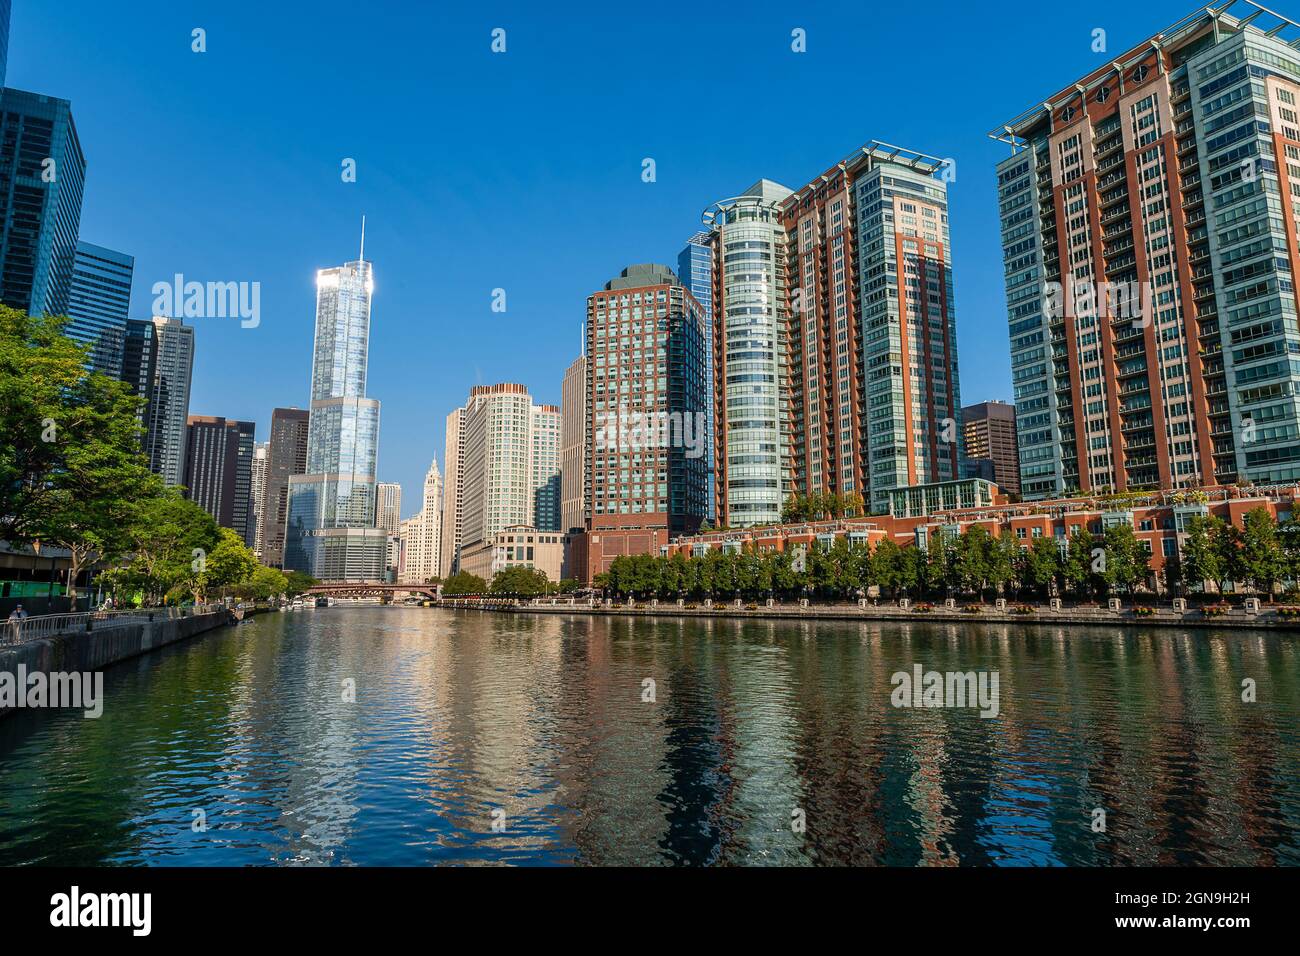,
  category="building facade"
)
[66,241,133,376]
[704,181,793,527]
[577,263,708,580]
[441,406,465,575]
[122,317,194,487]
[560,355,587,533]
[249,441,268,556]
[182,416,256,541]
[669,483,1297,593]
[994,3,1300,499]
[458,525,566,584]
[783,142,964,516]
[962,400,1021,496]
[285,248,387,581]
[0,88,84,321]
[678,231,717,522]
[442,383,572,576]
[258,407,310,568]
[375,482,402,534]
[532,404,562,531]
[398,461,442,584]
